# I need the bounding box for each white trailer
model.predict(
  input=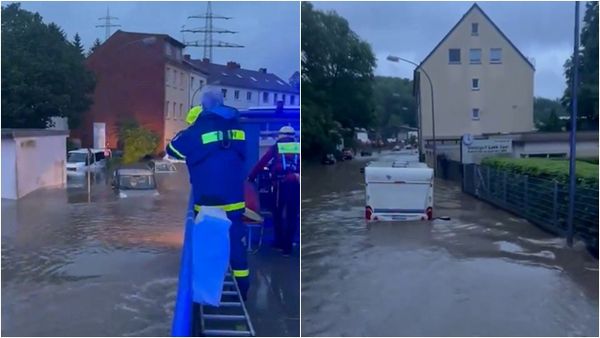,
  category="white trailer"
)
[364,159,434,222]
